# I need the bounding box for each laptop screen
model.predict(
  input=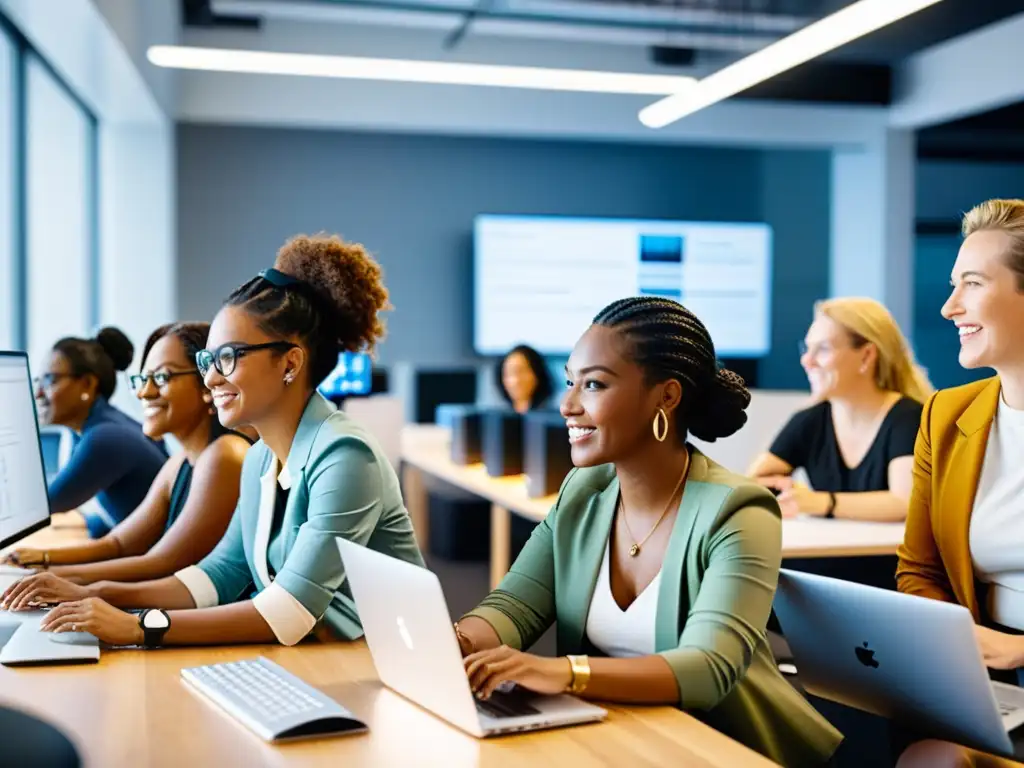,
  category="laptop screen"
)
[0,353,50,549]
